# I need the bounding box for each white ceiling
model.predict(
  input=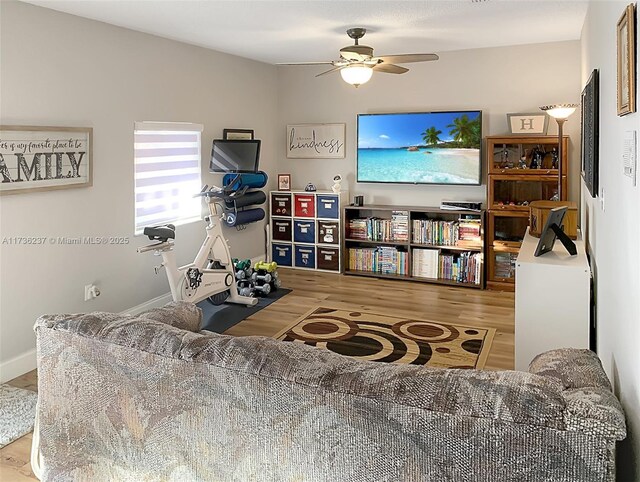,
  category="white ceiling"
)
[22,0,589,64]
